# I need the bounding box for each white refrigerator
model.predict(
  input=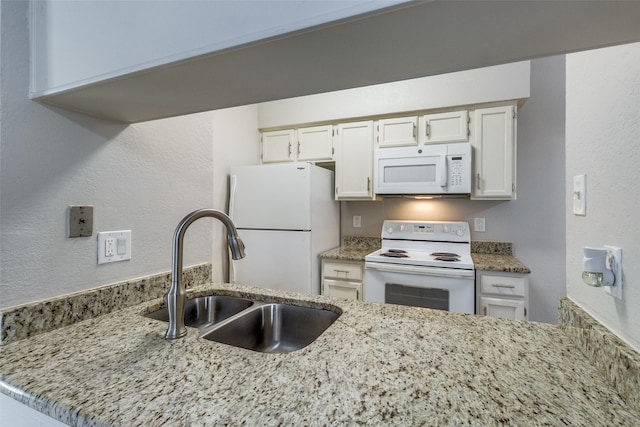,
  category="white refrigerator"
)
[229,163,340,295]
